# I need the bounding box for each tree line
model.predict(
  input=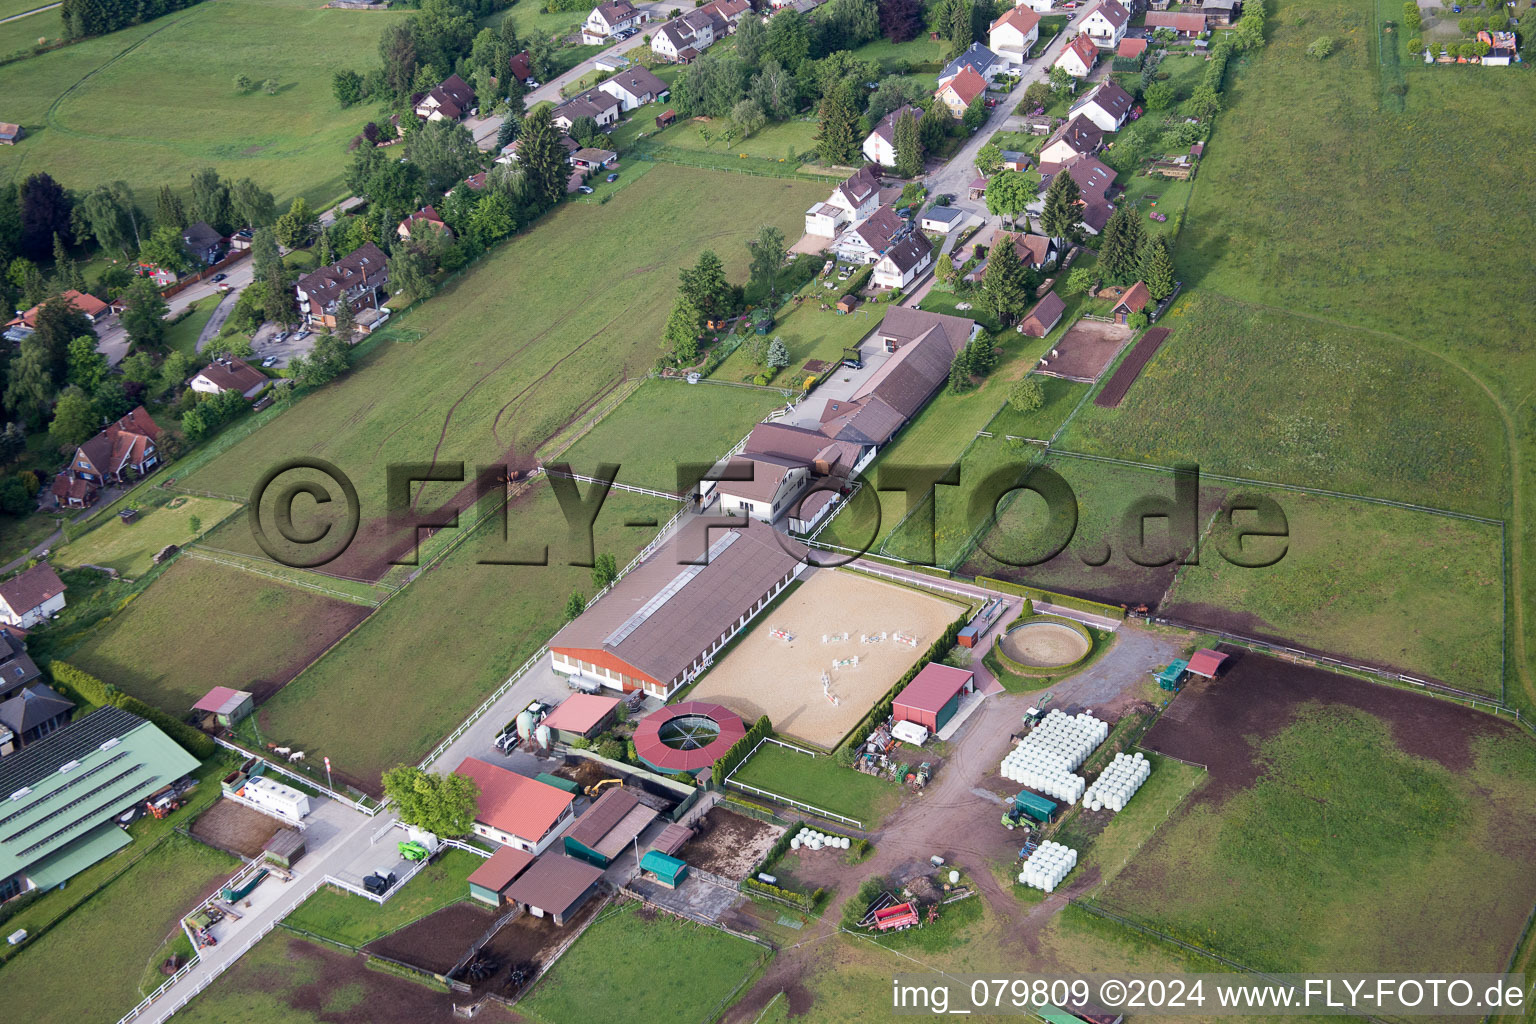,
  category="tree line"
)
[59,0,207,40]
